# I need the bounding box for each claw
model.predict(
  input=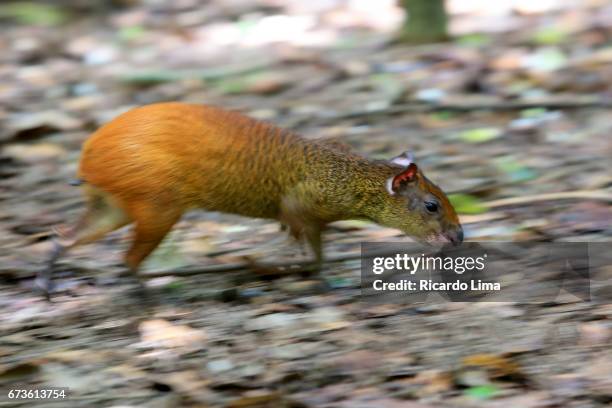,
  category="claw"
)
[132,280,150,301]
[34,274,54,301]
